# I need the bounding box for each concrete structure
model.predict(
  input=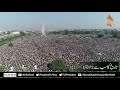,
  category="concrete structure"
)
[42,24,45,35]
[11,31,20,35]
